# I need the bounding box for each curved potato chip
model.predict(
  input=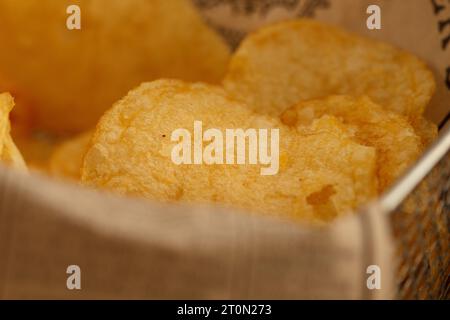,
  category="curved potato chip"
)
[49,130,93,180]
[81,80,377,223]
[409,116,438,148]
[0,0,230,134]
[281,95,422,190]
[0,93,27,170]
[13,131,62,172]
[224,19,435,120]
